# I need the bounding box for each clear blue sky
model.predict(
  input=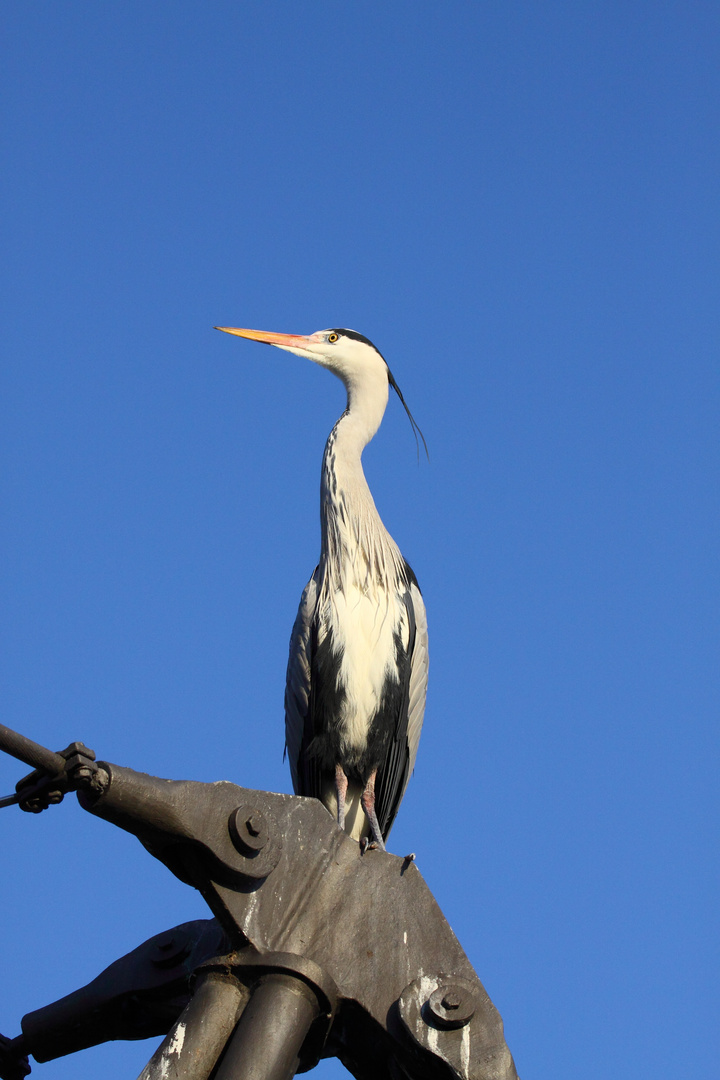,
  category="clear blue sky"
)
[1,3,718,1077]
